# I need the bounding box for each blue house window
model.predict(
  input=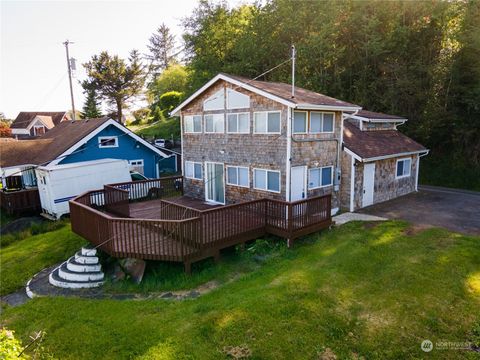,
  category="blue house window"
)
[98,136,118,148]
[308,166,333,189]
